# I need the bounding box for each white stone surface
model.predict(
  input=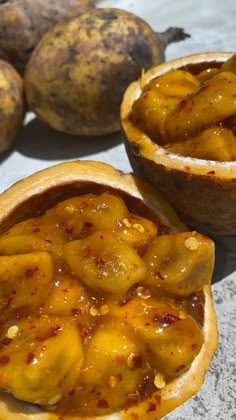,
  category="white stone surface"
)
[0,0,235,419]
